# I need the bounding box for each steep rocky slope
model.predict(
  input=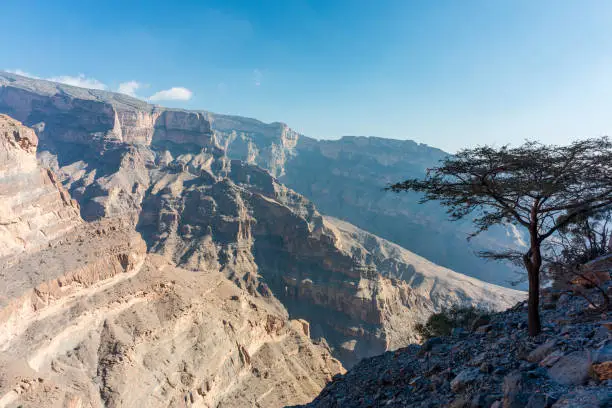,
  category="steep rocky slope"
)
[0,241,344,408]
[298,284,612,408]
[0,116,344,408]
[0,114,80,258]
[135,153,523,366]
[0,72,523,373]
